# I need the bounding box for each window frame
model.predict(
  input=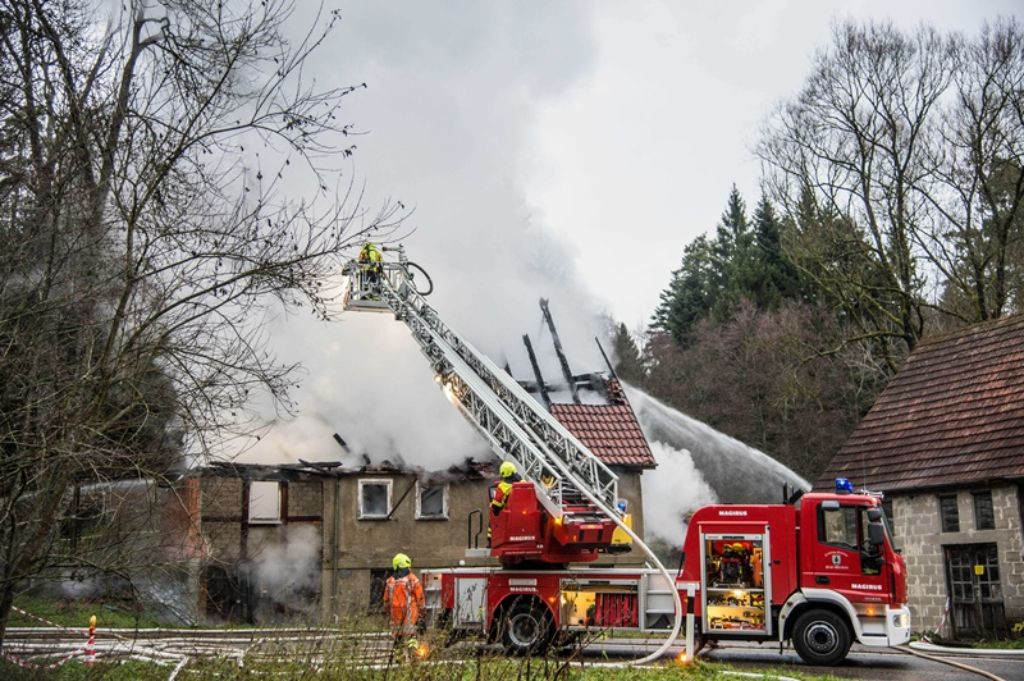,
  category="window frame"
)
[972,490,995,531]
[415,481,449,520]
[248,480,282,524]
[817,504,861,550]
[358,478,393,520]
[938,494,960,533]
